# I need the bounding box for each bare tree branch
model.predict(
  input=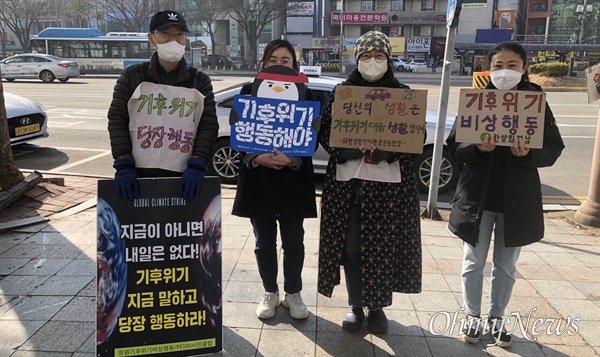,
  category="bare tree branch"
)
[0,0,50,49]
[62,0,95,28]
[192,0,226,65]
[221,0,288,67]
[96,0,154,32]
